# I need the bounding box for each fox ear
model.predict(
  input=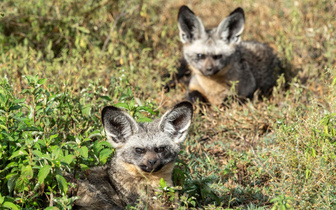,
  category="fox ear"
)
[101,106,138,148]
[159,101,193,144]
[217,7,245,45]
[177,5,205,44]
